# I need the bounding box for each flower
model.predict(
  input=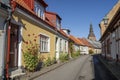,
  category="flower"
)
[25,41,28,44]
[35,36,37,38]
[33,33,35,35]
[34,39,36,42]
[28,34,30,37]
